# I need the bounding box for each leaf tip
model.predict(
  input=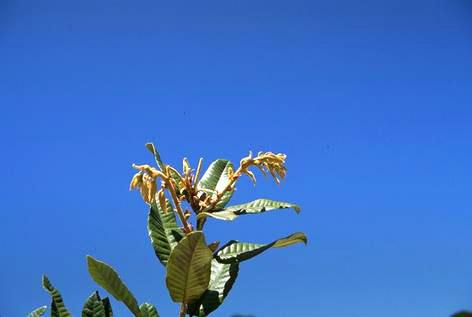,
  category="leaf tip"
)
[299,233,308,245]
[41,274,55,293]
[86,255,100,273]
[86,254,94,264]
[145,142,157,155]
